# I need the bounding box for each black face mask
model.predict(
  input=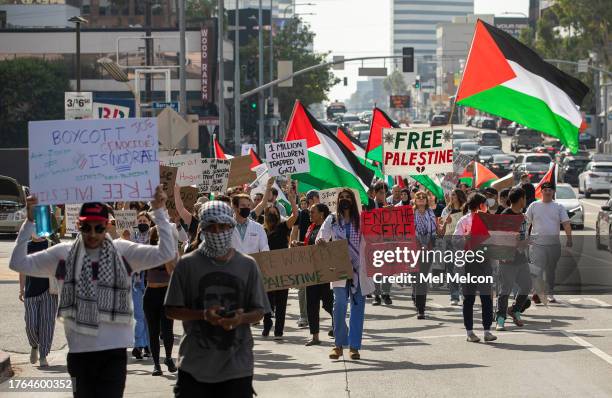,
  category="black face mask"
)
[239,207,251,218]
[267,214,279,224]
[338,199,351,211]
[137,223,150,233]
